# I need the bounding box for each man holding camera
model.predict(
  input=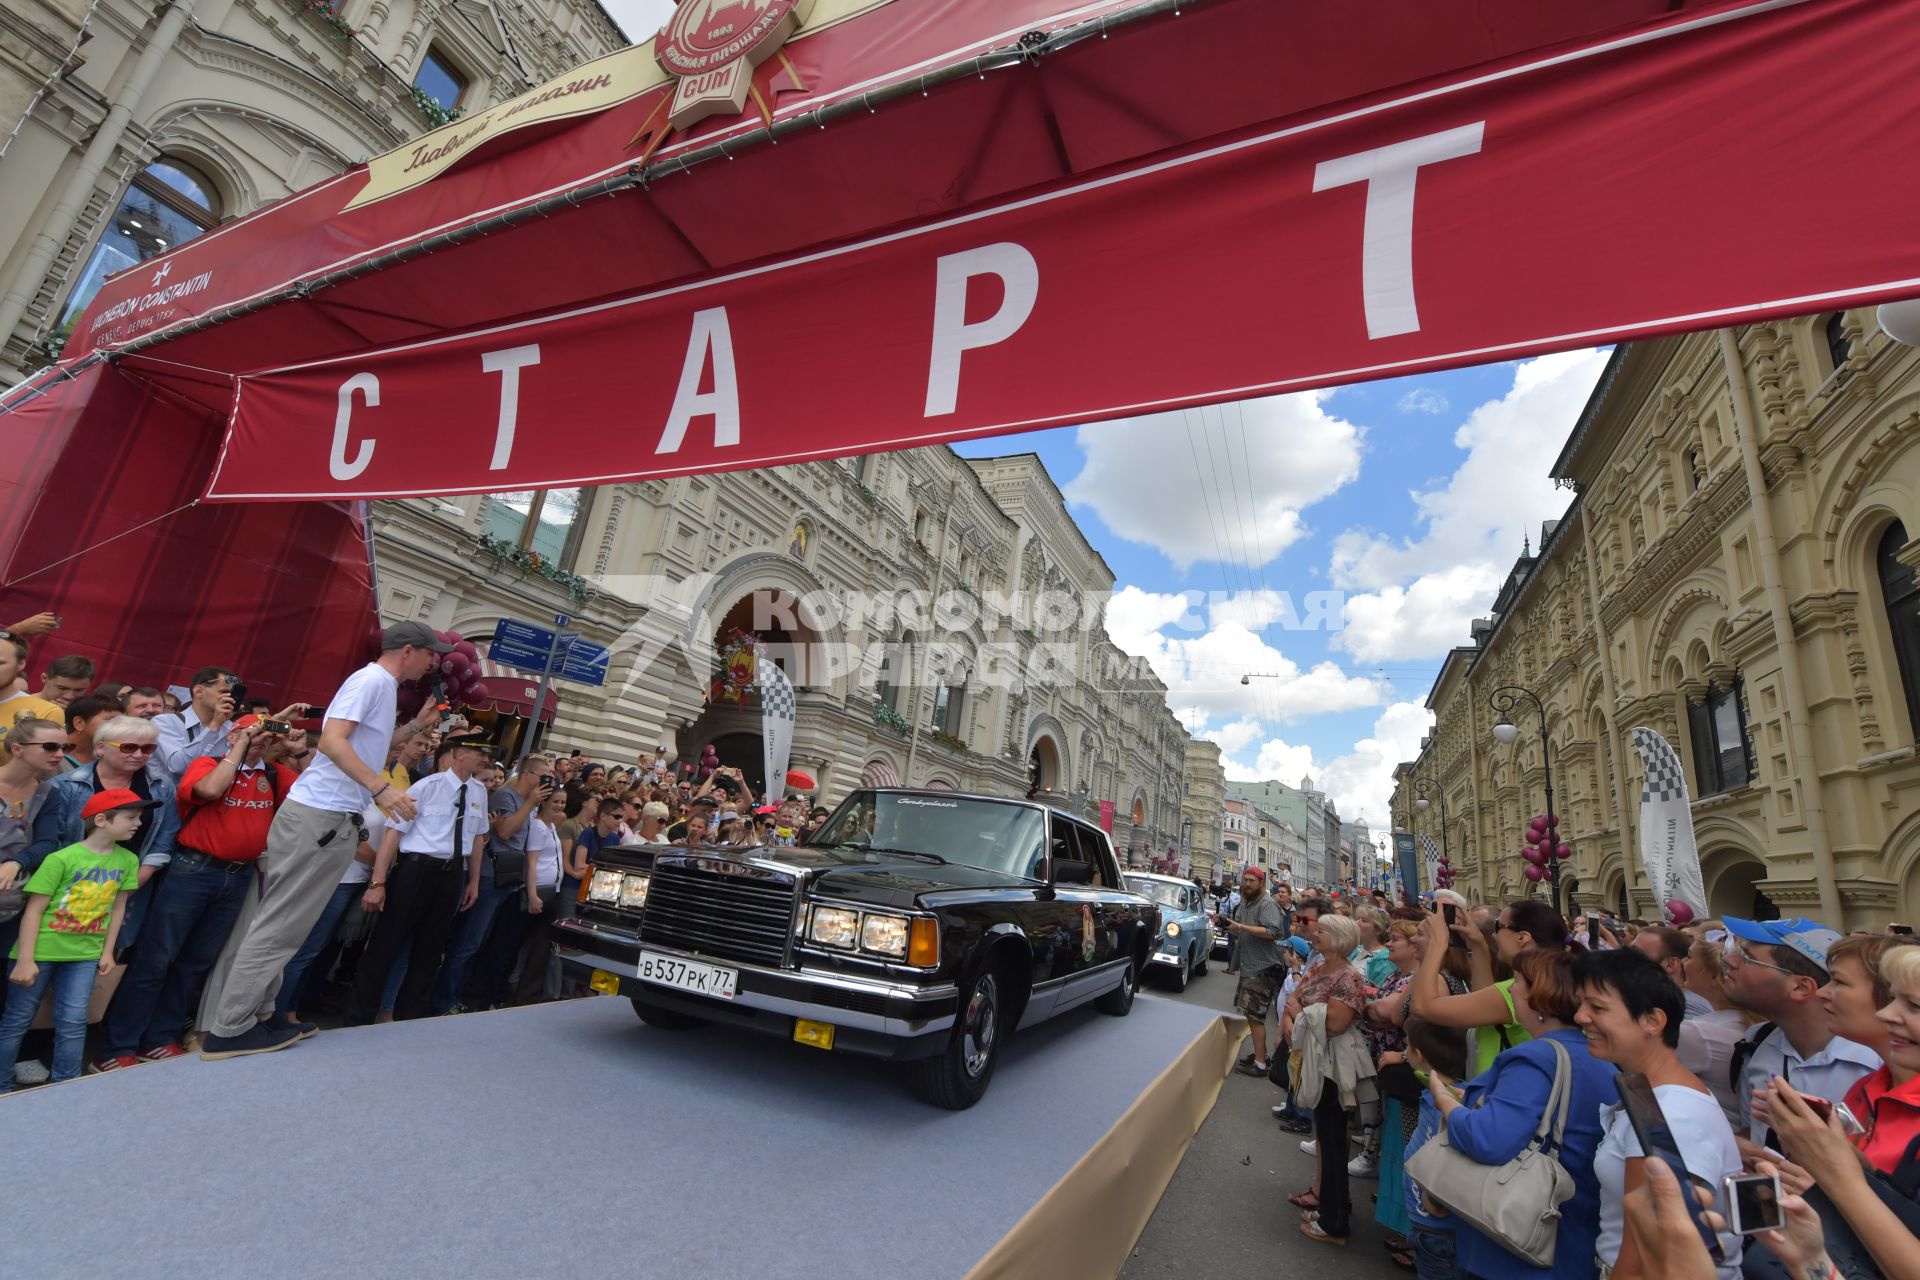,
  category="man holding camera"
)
[434,755,555,1014]
[95,716,295,1068]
